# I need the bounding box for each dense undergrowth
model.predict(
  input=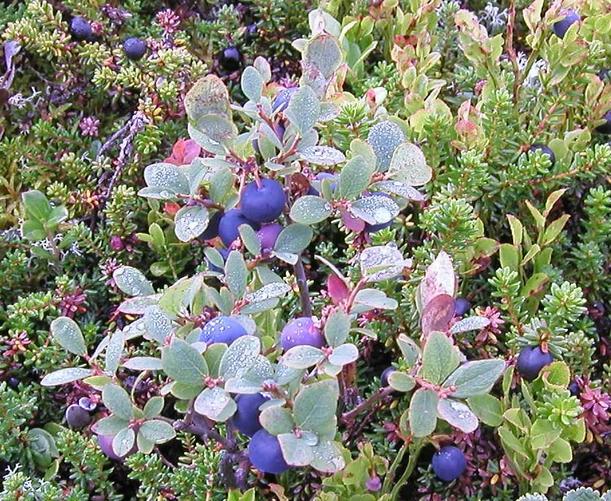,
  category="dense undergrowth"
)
[0,0,609,500]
